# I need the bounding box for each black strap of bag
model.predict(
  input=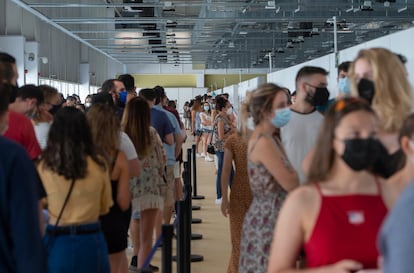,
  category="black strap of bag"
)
[54,178,76,227]
[46,178,76,250]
